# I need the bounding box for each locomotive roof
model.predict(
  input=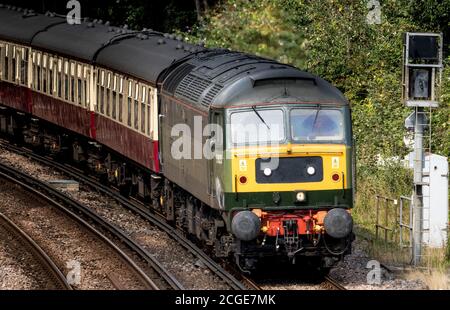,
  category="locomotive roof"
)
[0,5,348,107]
[161,50,348,108]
